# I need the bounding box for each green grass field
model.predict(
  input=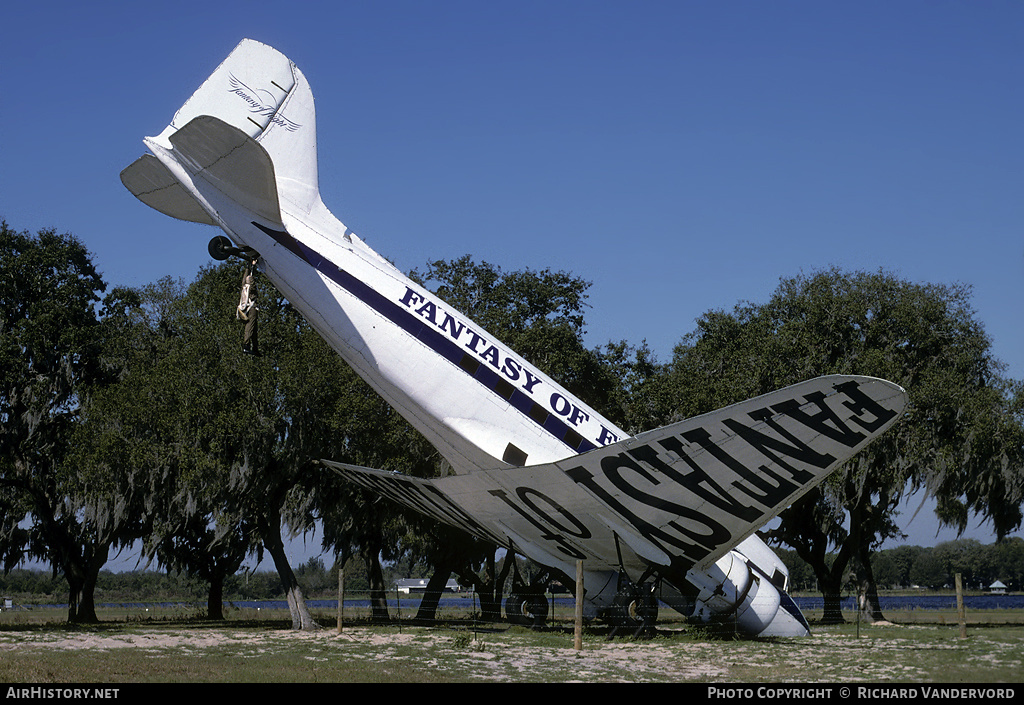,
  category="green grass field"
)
[2,602,1021,683]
